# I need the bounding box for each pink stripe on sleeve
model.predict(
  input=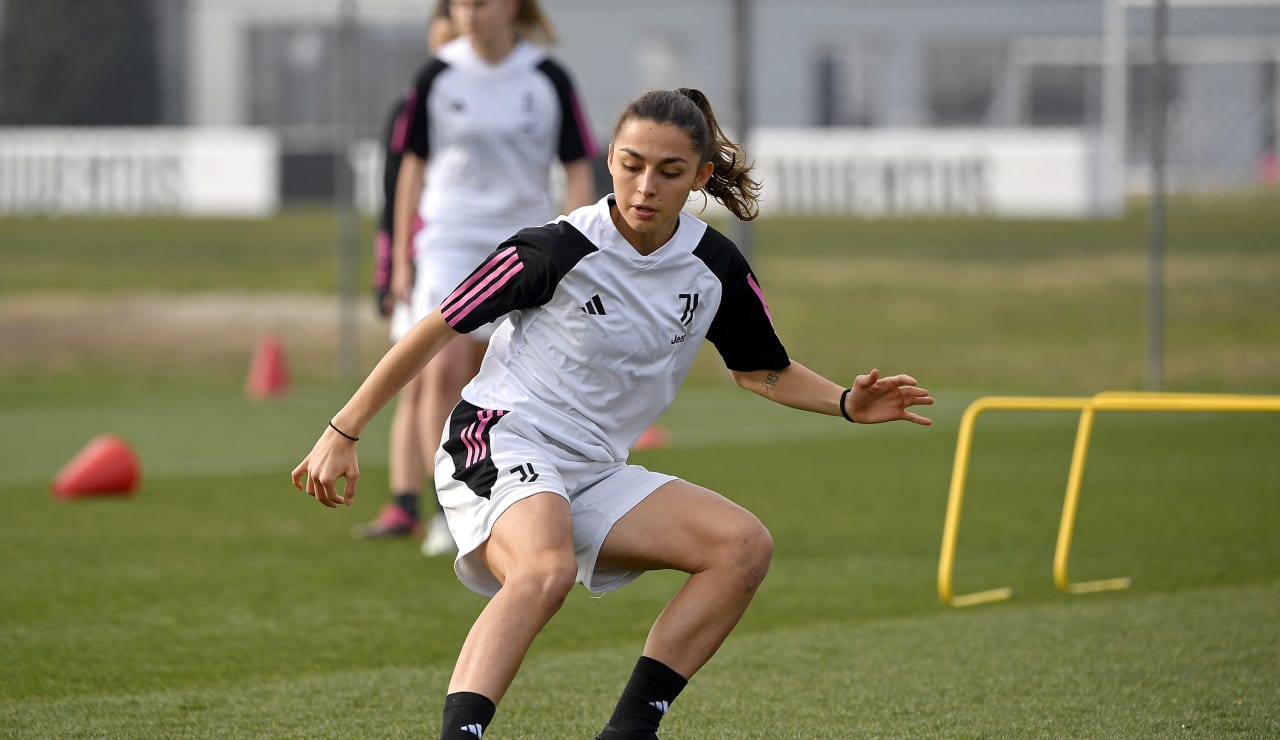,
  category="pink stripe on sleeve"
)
[446,262,526,327]
[570,93,599,158]
[441,247,518,310]
[747,273,774,325]
[391,92,415,153]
